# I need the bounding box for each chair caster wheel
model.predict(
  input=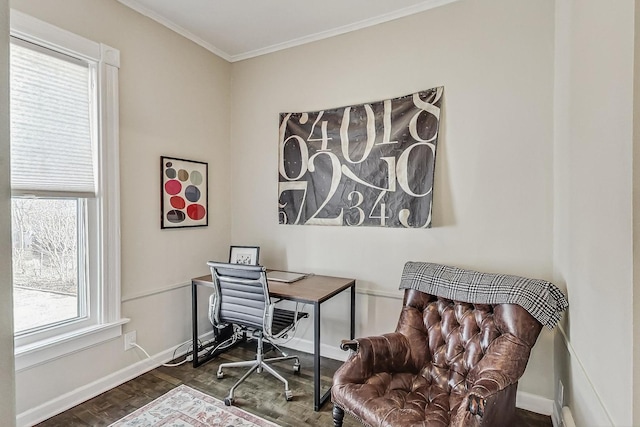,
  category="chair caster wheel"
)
[285,390,293,401]
[217,371,224,379]
[224,397,233,406]
[293,363,300,375]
